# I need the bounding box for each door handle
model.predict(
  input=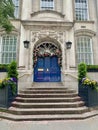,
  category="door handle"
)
[47,68,49,71]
